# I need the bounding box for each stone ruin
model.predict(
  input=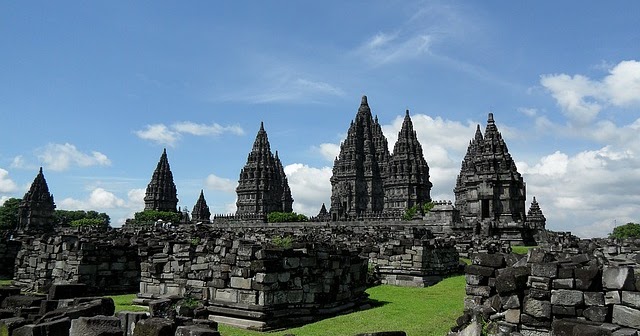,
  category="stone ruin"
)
[452,238,640,336]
